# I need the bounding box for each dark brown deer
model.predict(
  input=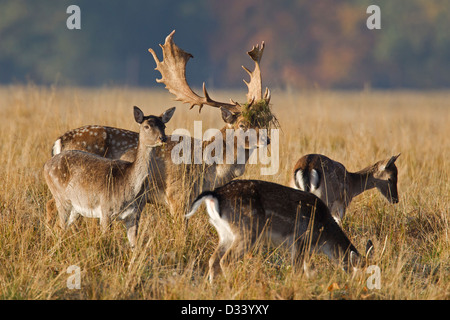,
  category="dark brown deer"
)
[44,106,175,248]
[291,154,400,224]
[48,30,276,220]
[186,180,373,282]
